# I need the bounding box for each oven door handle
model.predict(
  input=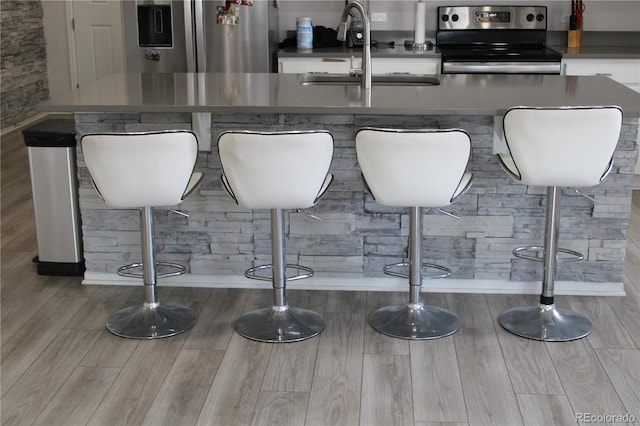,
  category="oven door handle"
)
[442,61,561,74]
